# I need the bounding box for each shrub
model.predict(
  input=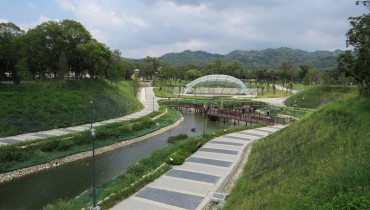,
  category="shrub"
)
[166,152,186,165]
[167,133,188,144]
[40,140,60,152]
